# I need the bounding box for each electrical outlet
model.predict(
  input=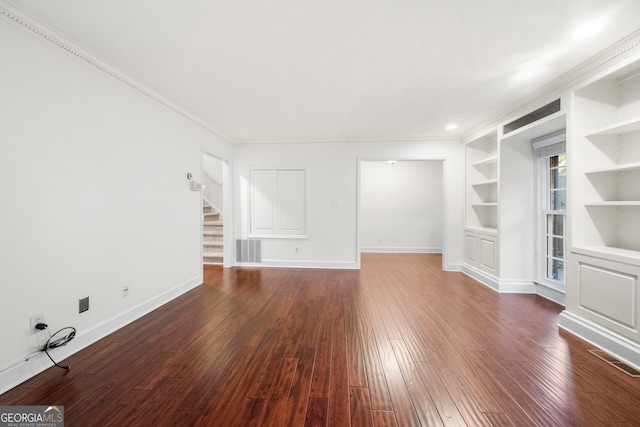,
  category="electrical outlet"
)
[122,285,129,298]
[295,246,300,253]
[30,313,44,332]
